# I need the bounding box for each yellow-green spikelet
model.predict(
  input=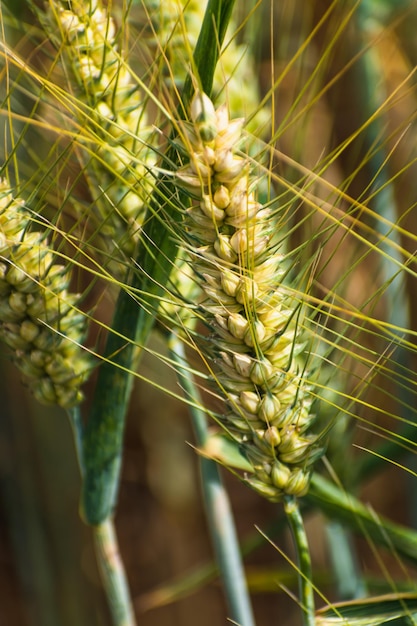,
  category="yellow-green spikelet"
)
[0,179,90,408]
[175,93,323,501]
[48,0,155,268]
